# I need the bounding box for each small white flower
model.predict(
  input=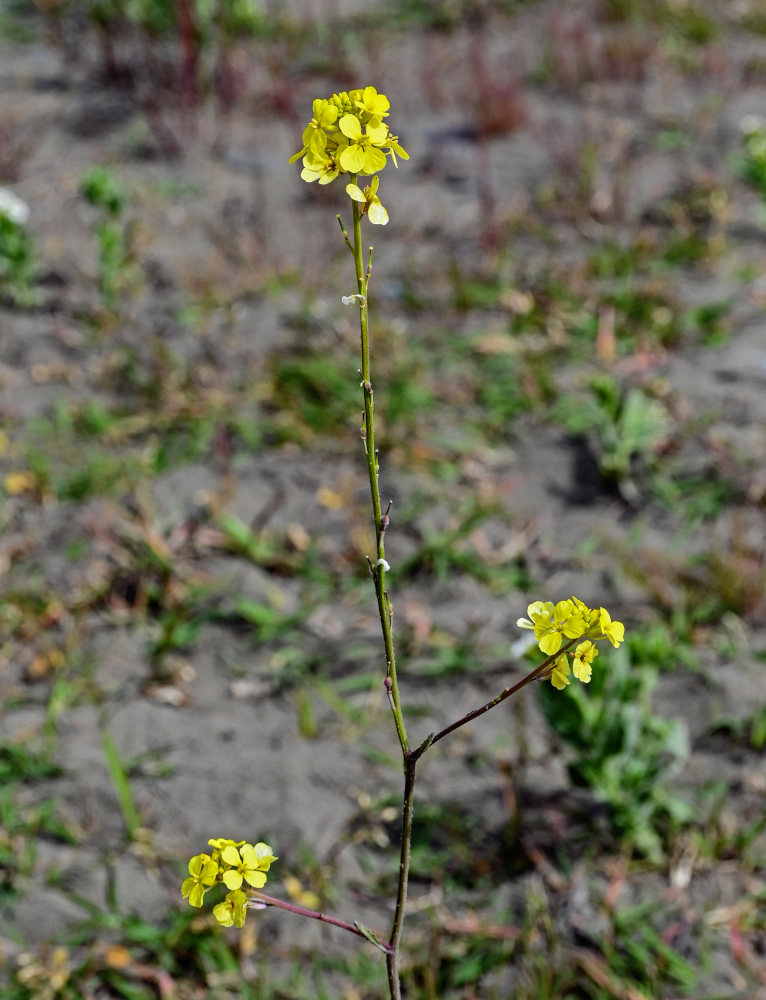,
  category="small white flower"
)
[0,187,30,226]
[341,293,366,307]
[510,633,538,658]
